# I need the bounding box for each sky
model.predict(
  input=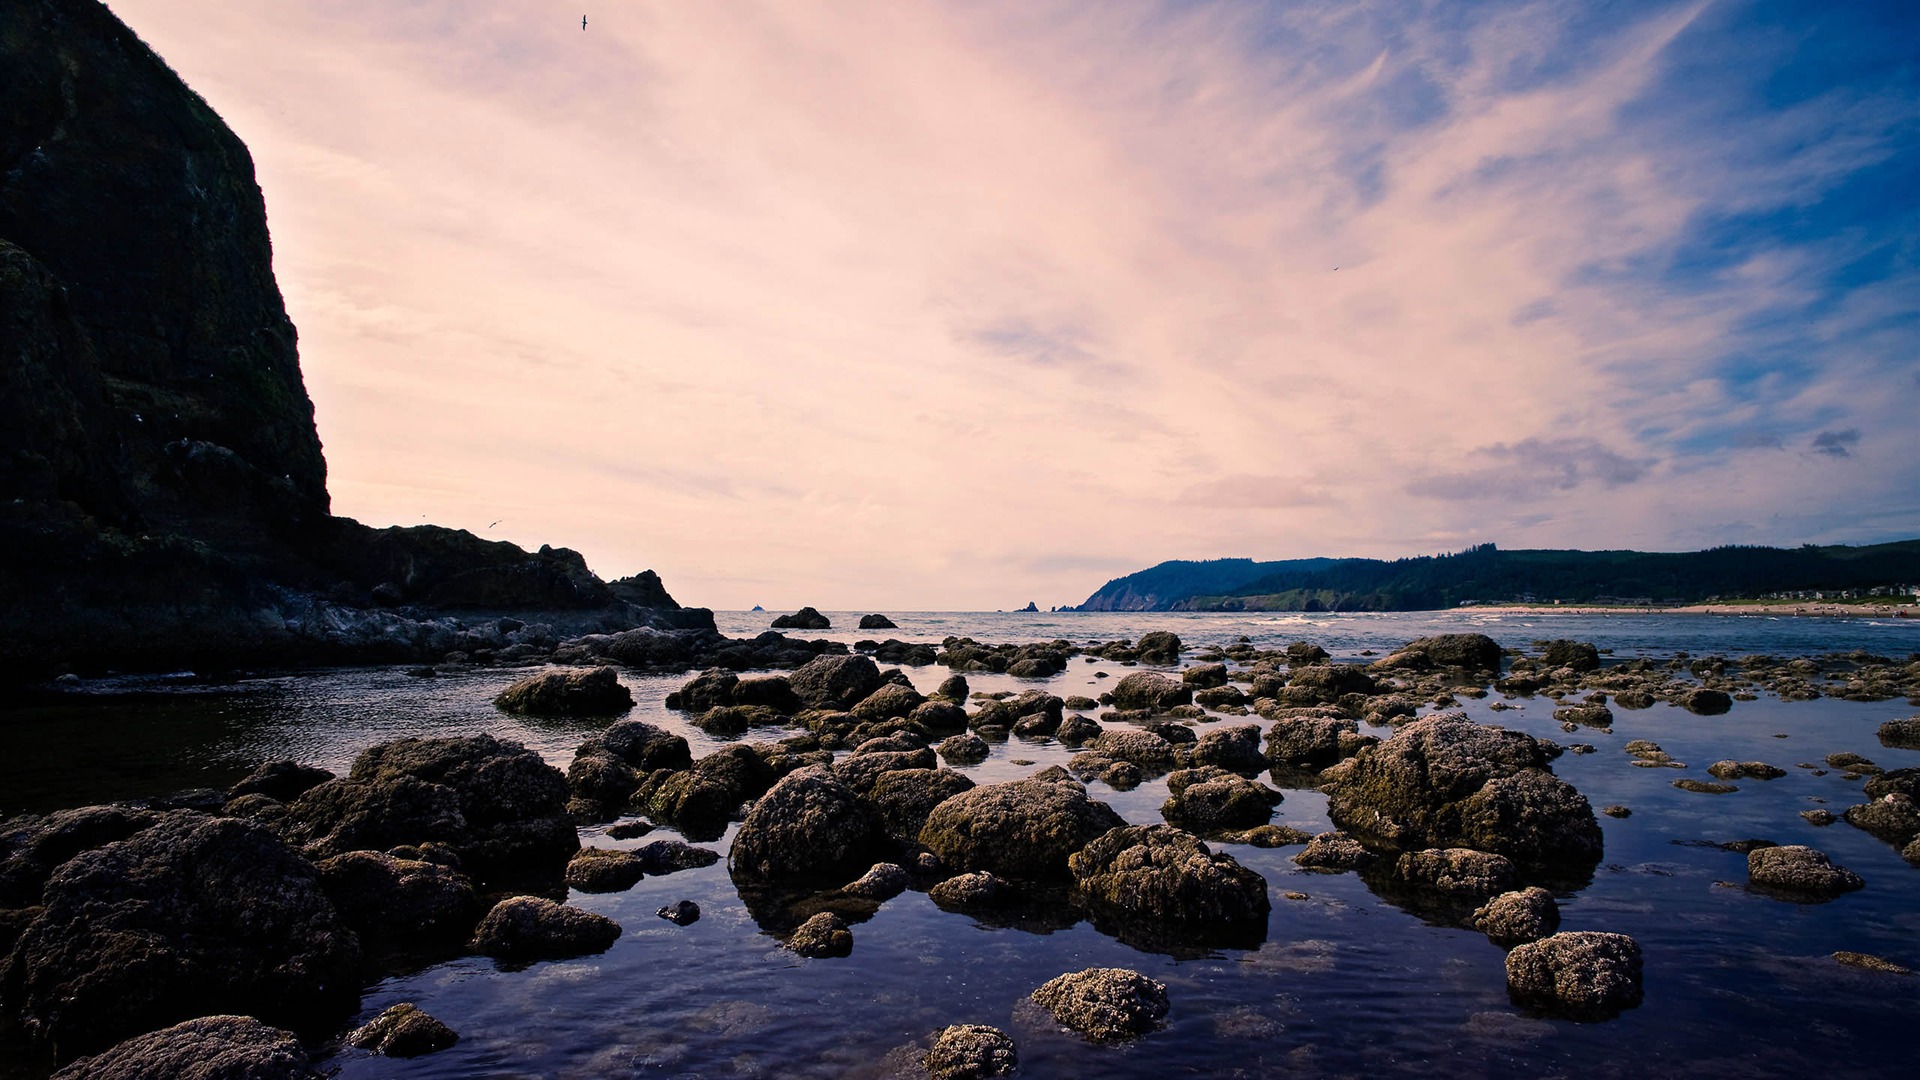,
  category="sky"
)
[107,0,1919,610]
